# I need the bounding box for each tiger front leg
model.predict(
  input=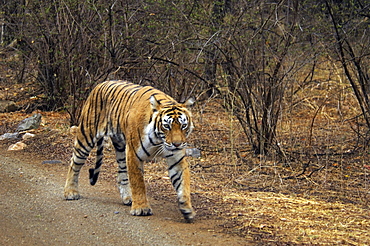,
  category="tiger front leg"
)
[117,160,132,205]
[64,155,85,200]
[118,170,132,205]
[168,155,196,222]
[112,138,132,205]
[126,146,152,216]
